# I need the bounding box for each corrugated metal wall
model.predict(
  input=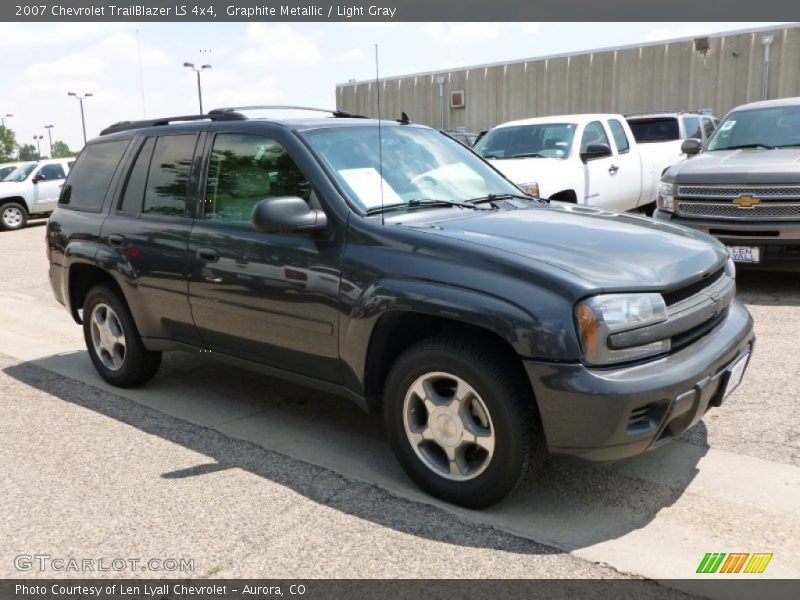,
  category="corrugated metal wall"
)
[336,25,800,133]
